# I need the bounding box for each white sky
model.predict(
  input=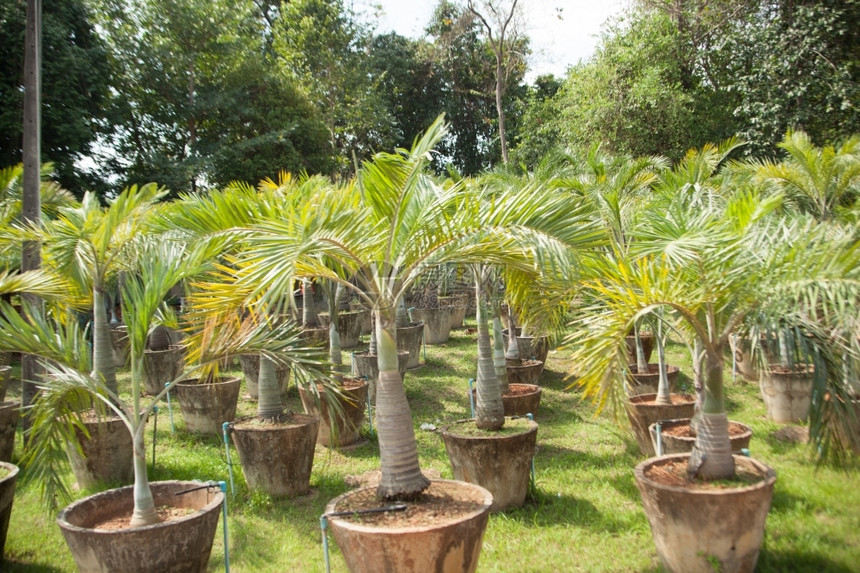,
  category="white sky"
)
[354,0,630,79]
